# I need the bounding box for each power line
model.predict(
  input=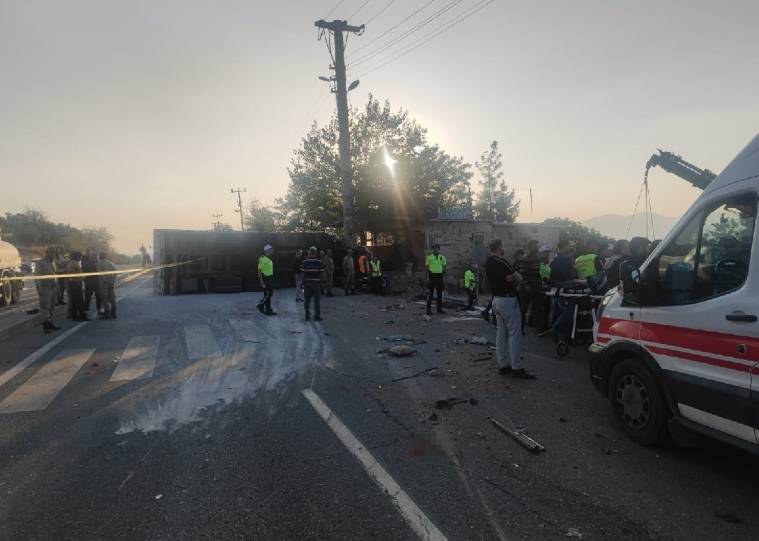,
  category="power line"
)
[356,0,495,78]
[365,0,396,25]
[348,0,371,19]
[325,0,346,18]
[348,0,466,68]
[348,0,437,58]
